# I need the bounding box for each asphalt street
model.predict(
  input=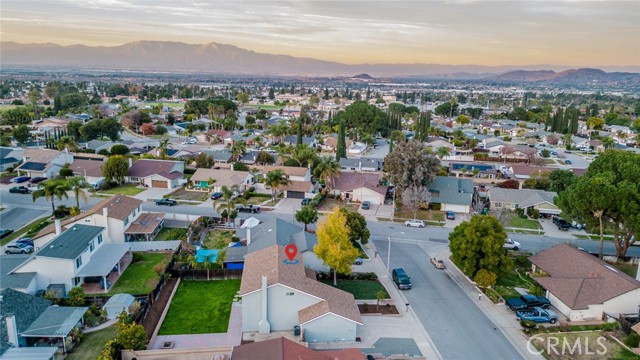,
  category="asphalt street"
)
[0,207,47,230]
